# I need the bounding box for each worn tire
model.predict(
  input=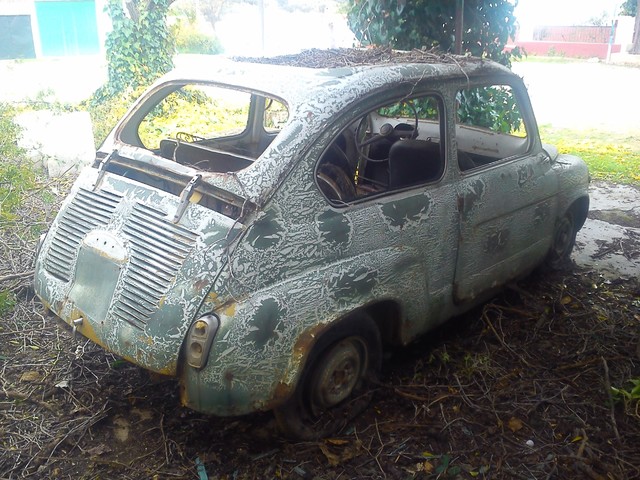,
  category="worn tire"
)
[274,315,381,440]
[545,210,577,270]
